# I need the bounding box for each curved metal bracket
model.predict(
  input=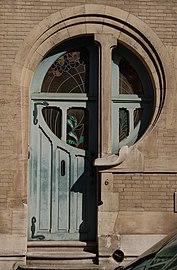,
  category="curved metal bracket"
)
[33,101,49,125]
[31,216,45,240]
